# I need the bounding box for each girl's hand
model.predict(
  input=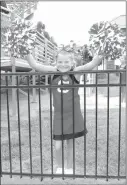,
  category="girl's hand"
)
[95,45,105,60]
